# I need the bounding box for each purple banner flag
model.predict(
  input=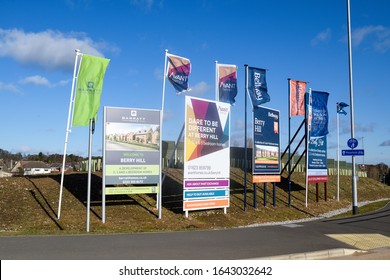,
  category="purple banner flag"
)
[167,53,191,93]
[218,64,237,105]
